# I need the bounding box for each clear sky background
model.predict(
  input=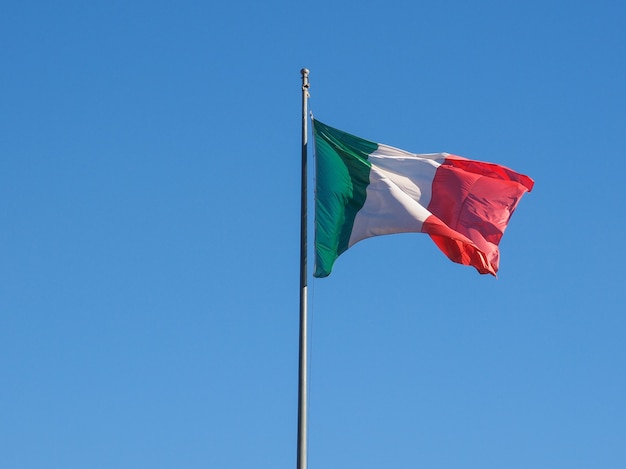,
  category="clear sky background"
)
[2,1,625,468]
